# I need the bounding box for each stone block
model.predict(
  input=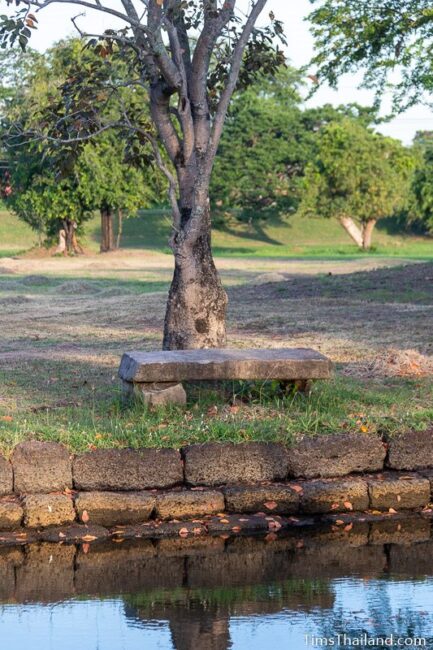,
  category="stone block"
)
[0,499,23,530]
[300,478,369,514]
[183,442,288,486]
[75,491,155,526]
[155,489,224,520]
[224,484,299,514]
[287,433,386,479]
[122,380,187,406]
[0,456,13,495]
[119,348,332,383]
[73,447,183,491]
[11,441,72,493]
[23,494,76,528]
[367,473,431,510]
[388,429,433,470]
